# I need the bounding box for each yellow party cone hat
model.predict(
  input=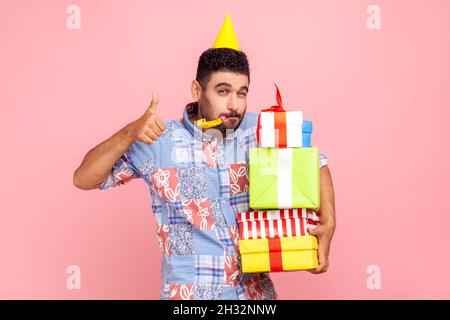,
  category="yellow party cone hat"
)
[213,14,240,51]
